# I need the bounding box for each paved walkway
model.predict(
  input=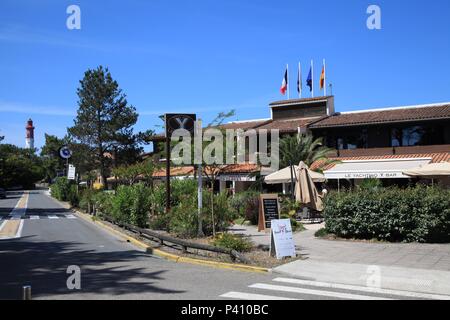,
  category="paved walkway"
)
[229,224,450,295]
[230,224,450,271]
